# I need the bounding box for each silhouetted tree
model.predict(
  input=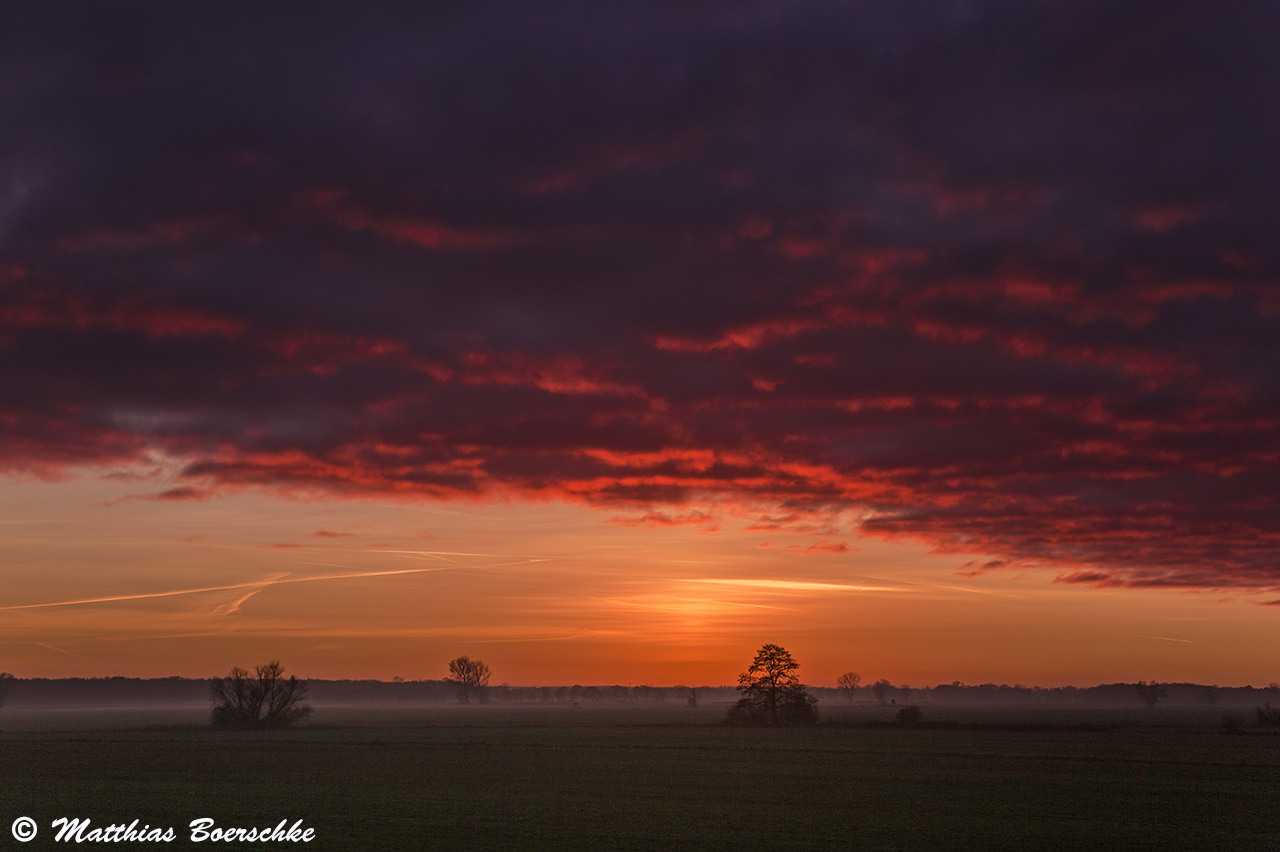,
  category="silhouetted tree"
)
[447,655,491,704]
[836,671,862,702]
[871,678,892,705]
[210,661,311,729]
[726,643,817,726]
[1135,681,1167,709]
